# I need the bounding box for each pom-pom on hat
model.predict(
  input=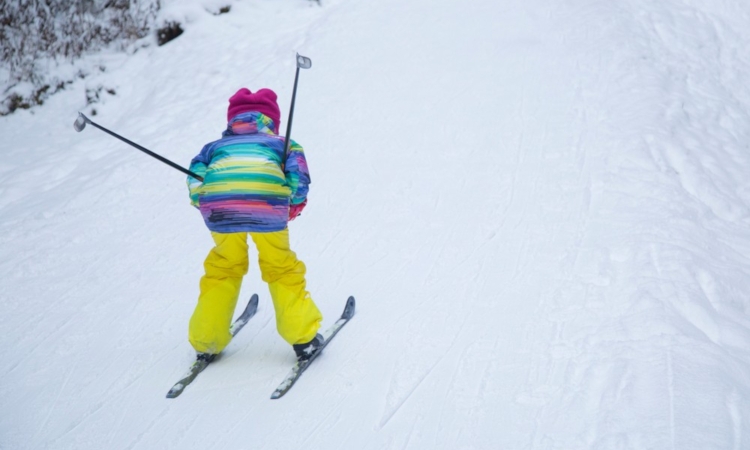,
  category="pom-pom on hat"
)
[227,88,281,132]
